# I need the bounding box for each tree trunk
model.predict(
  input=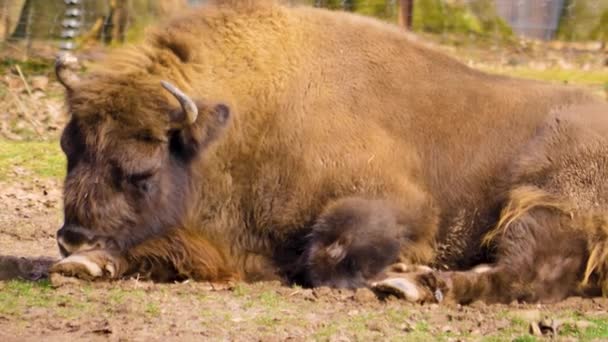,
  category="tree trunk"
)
[397,0,413,29]
[0,0,25,41]
[94,0,185,45]
[10,0,64,40]
[9,0,31,39]
[102,0,130,44]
